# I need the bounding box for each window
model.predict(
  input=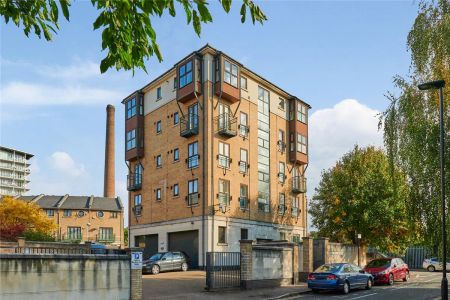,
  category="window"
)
[173,148,179,161]
[174,112,179,125]
[67,227,81,240]
[156,87,162,100]
[240,76,247,90]
[240,184,248,210]
[280,232,286,240]
[63,209,71,217]
[239,112,248,137]
[279,98,285,110]
[218,142,230,168]
[156,155,162,168]
[187,141,199,168]
[239,148,248,173]
[134,194,142,206]
[292,197,299,217]
[241,228,248,240]
[156,120,162,134]
[126,97,139,119]
[77,211,85,217]
[297,134,307,154]
[97,211,104,218]
[224,60,238,87]
[179,61,193,88]
[99,227,113,241]
[218,179,230,206]
[110,212,118,218]
[279,162,285,183]
[188,179,198,205]
[278,130,285,152]
[47,209,54,217]
[297,103,308,123]
[134,163,142,186]
[290,133,295,152]
[173,77,177,89]
[156,188,161,201]
[173,184,179,197]
[292,235,301,243]
[218,226,227,244]
[126,129,136,150]
[279,193,286,215]
[289,100,295,121]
